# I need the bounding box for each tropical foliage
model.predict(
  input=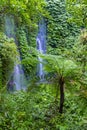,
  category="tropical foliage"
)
[66,0,87,27]
[0,0,87,129]
[47,0,80,54]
